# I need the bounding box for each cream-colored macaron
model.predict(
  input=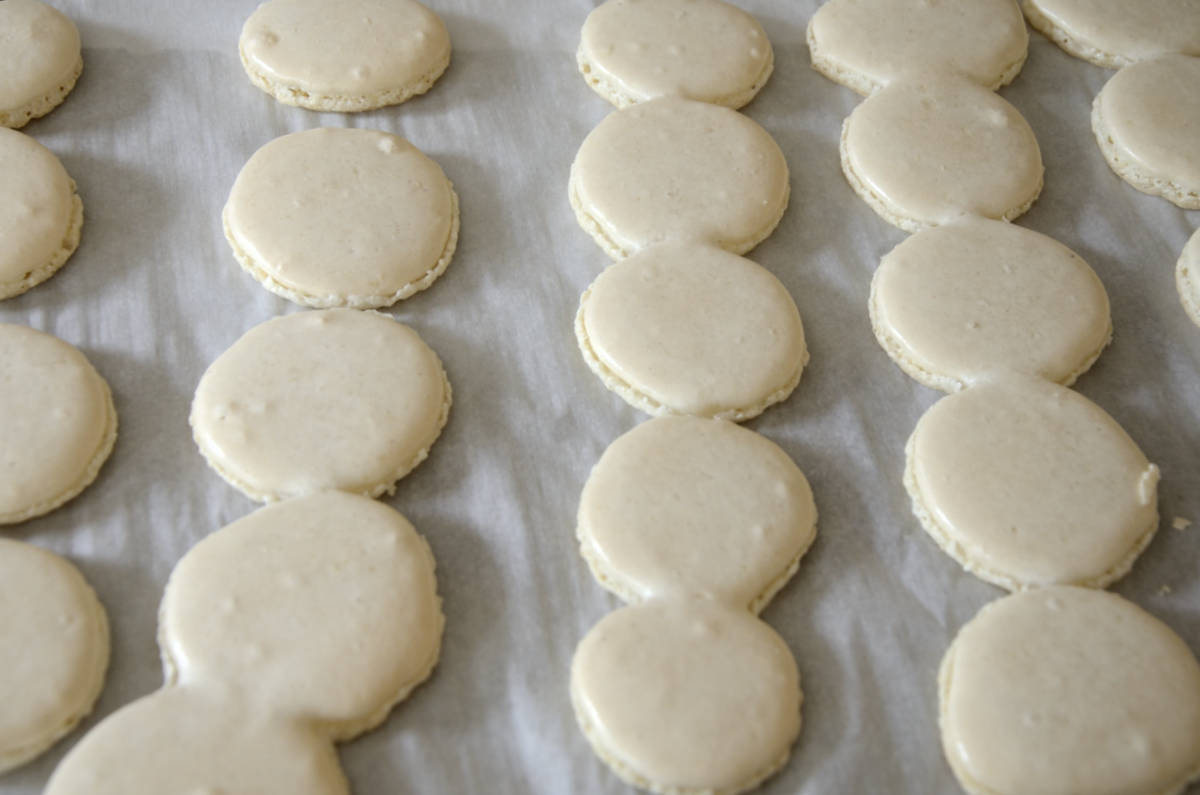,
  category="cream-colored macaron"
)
[0,0,82,129]
[1178,228,1200,328]
[190,309,450,503]
[159,492,443,739]
[870,217,1111,392]
[239,0,451,112]
[45,687,349,795]
[578,416,817,614]
[223,127,459,309]
[0,128,83,300]
[940,587,1200,795]
[807,0,1028,96]
[0,324,117,525]
[1092,54,1200,210]
[840,75,1043,232]
[569,97,789,259]
[47,492,442,795]
[577,0,774,109]
[1022,0,1200,69]
[905,374,1159,591]
[0,540,109,774]
[572,599,801,795]
[575,243,807,421]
